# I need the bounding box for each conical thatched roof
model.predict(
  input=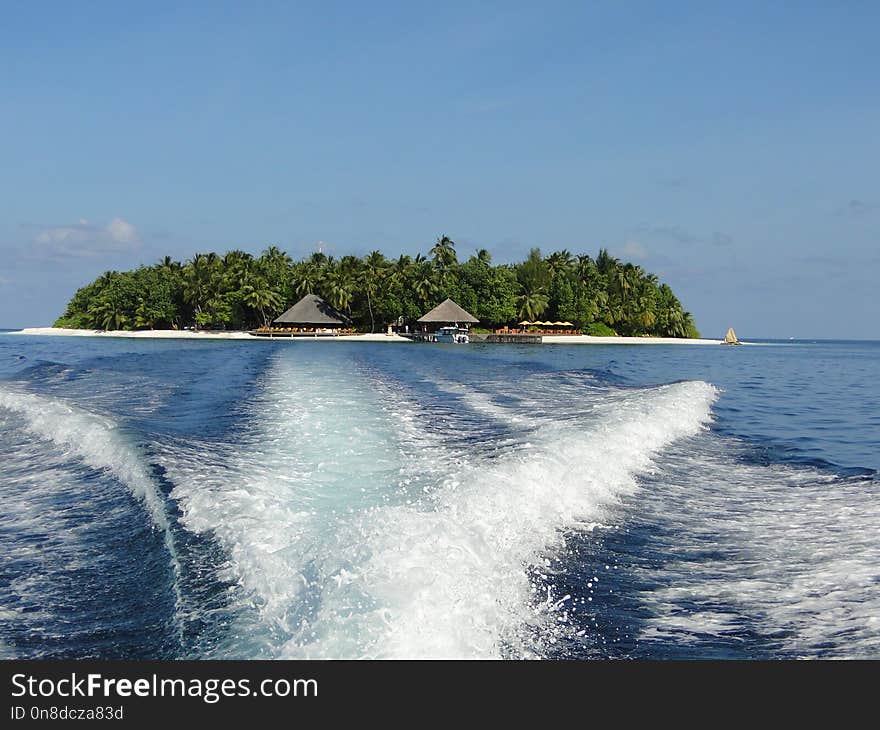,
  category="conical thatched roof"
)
[417,298,479,324]
[273,294,349,325]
